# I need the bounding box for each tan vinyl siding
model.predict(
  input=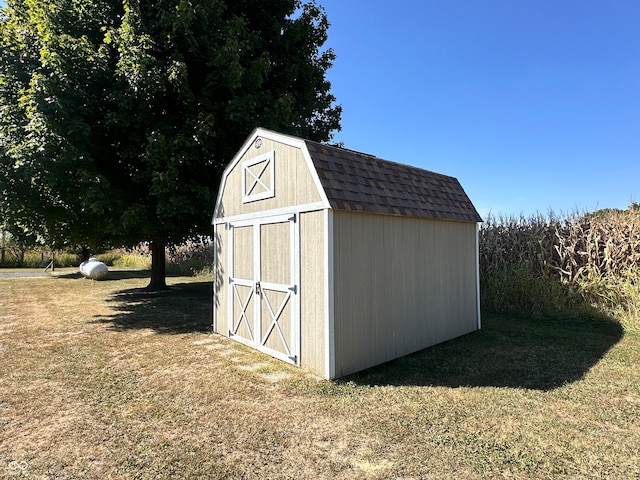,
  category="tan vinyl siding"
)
[216,138,321,219]
[332,210,479,378]
[213,223,228,335]
[299,210,326,376]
